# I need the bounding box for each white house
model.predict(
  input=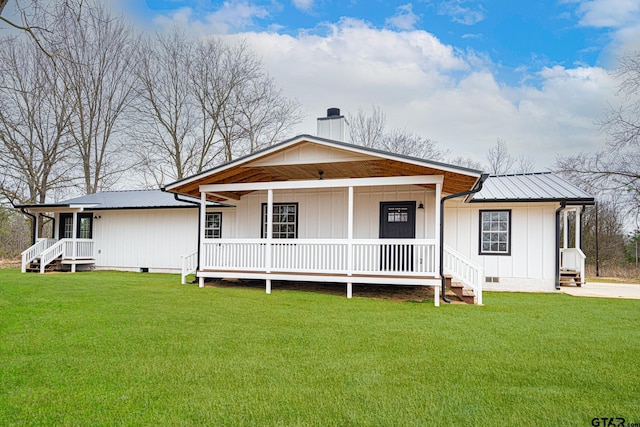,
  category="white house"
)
[18,109,594,305]
[17,190,229,276]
